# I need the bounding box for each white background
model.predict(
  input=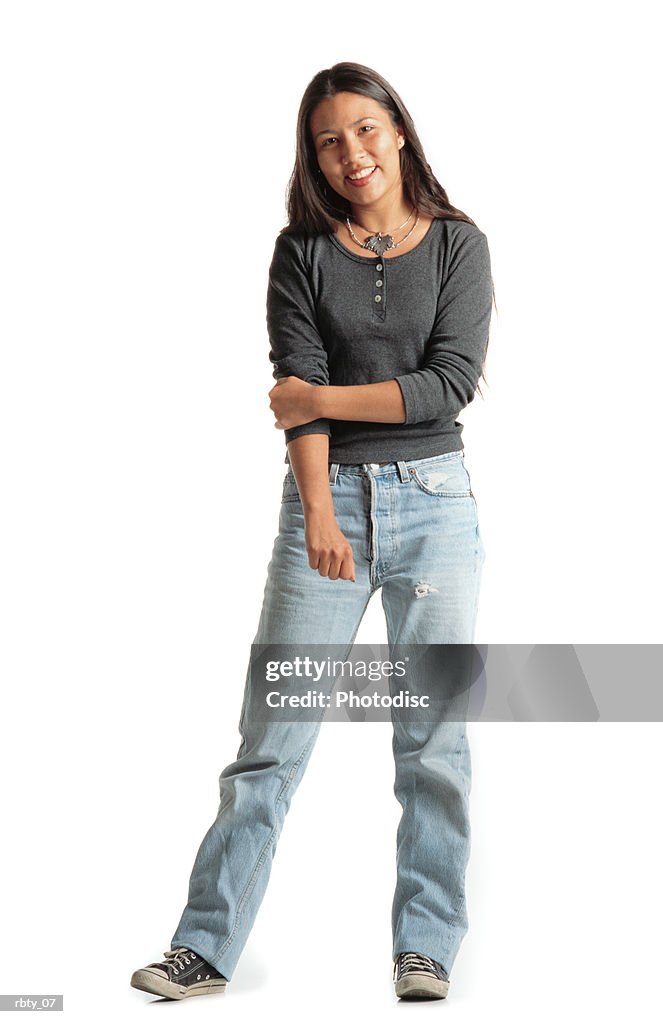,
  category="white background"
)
[1,1,661,1020]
